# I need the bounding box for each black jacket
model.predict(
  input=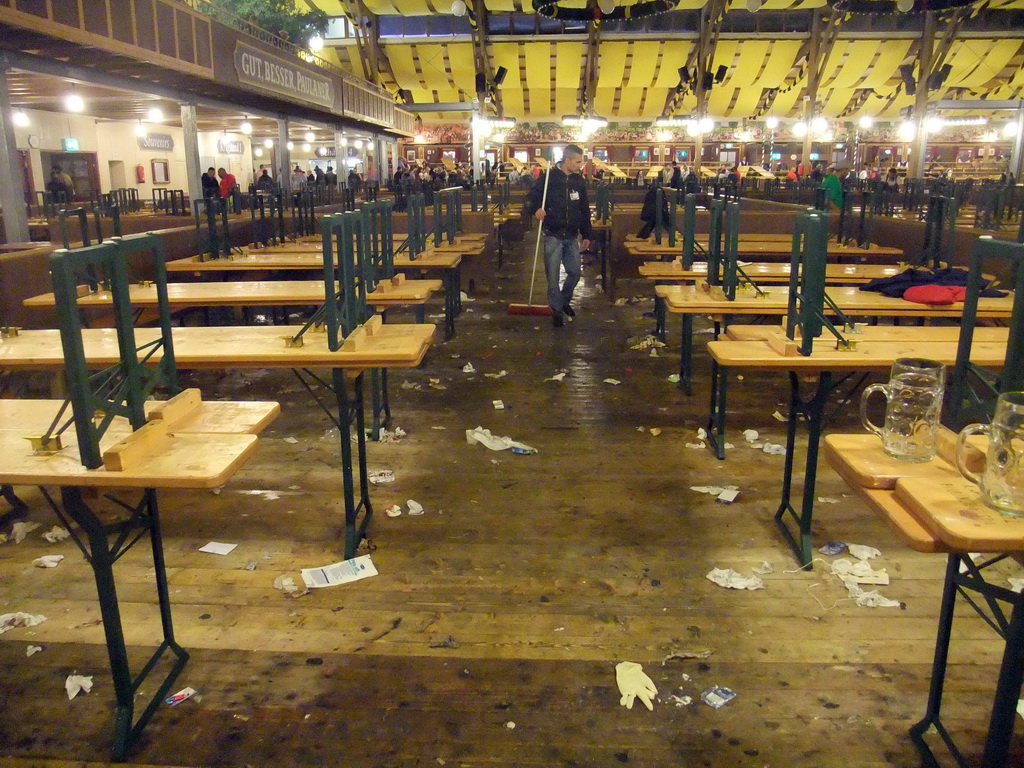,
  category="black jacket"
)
[523,165,592,240]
